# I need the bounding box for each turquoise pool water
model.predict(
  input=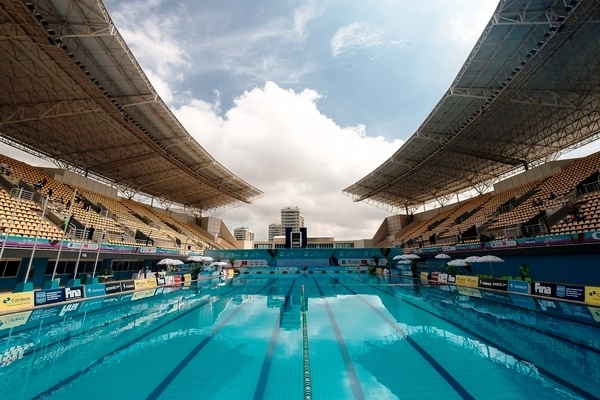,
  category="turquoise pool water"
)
[1,273,599,399]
